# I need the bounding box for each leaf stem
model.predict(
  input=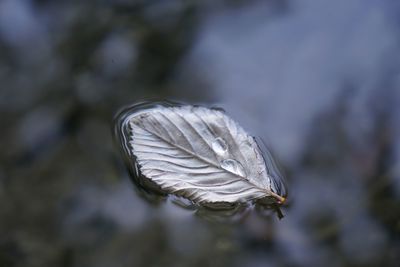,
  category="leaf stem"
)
[269,191,286,204]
